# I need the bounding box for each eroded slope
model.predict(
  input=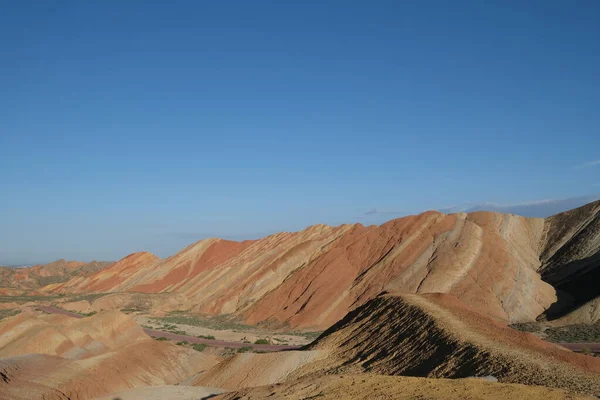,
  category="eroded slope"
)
[215,374,594,400]
[308,292,600,396]
[0,310,219,400]
[540,200,600,319]
[46,211,556,329]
